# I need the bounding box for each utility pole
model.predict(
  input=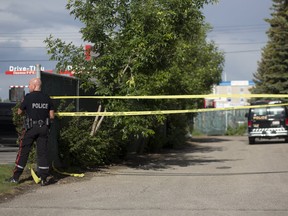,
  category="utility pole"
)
[36,64,41,79]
